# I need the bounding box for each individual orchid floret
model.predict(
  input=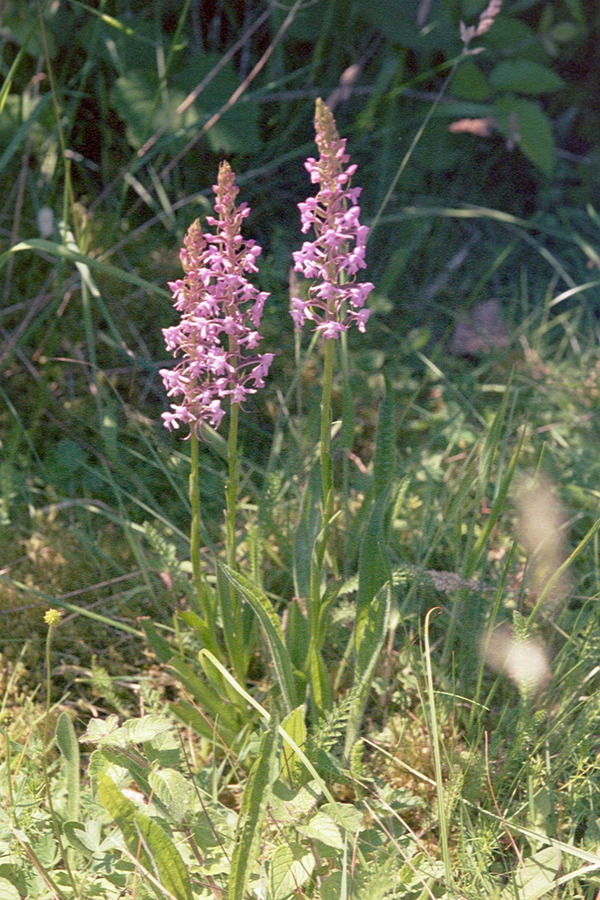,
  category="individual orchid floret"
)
[290,98,374,339]
[160,161,273,436]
